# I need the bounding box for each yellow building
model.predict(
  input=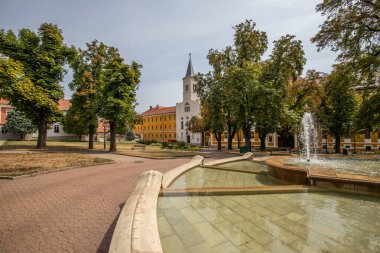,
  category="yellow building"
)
[134,105,176,142]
